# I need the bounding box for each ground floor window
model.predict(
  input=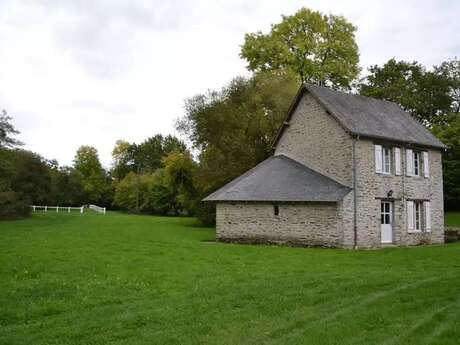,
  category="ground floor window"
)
[414,201,422,231]
[407,200,430,232]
